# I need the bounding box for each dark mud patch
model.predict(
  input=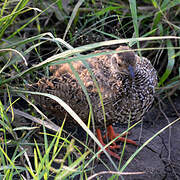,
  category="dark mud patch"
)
[90,96,180,180]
